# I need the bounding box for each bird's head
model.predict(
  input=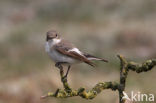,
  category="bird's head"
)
[46,30,60,41]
